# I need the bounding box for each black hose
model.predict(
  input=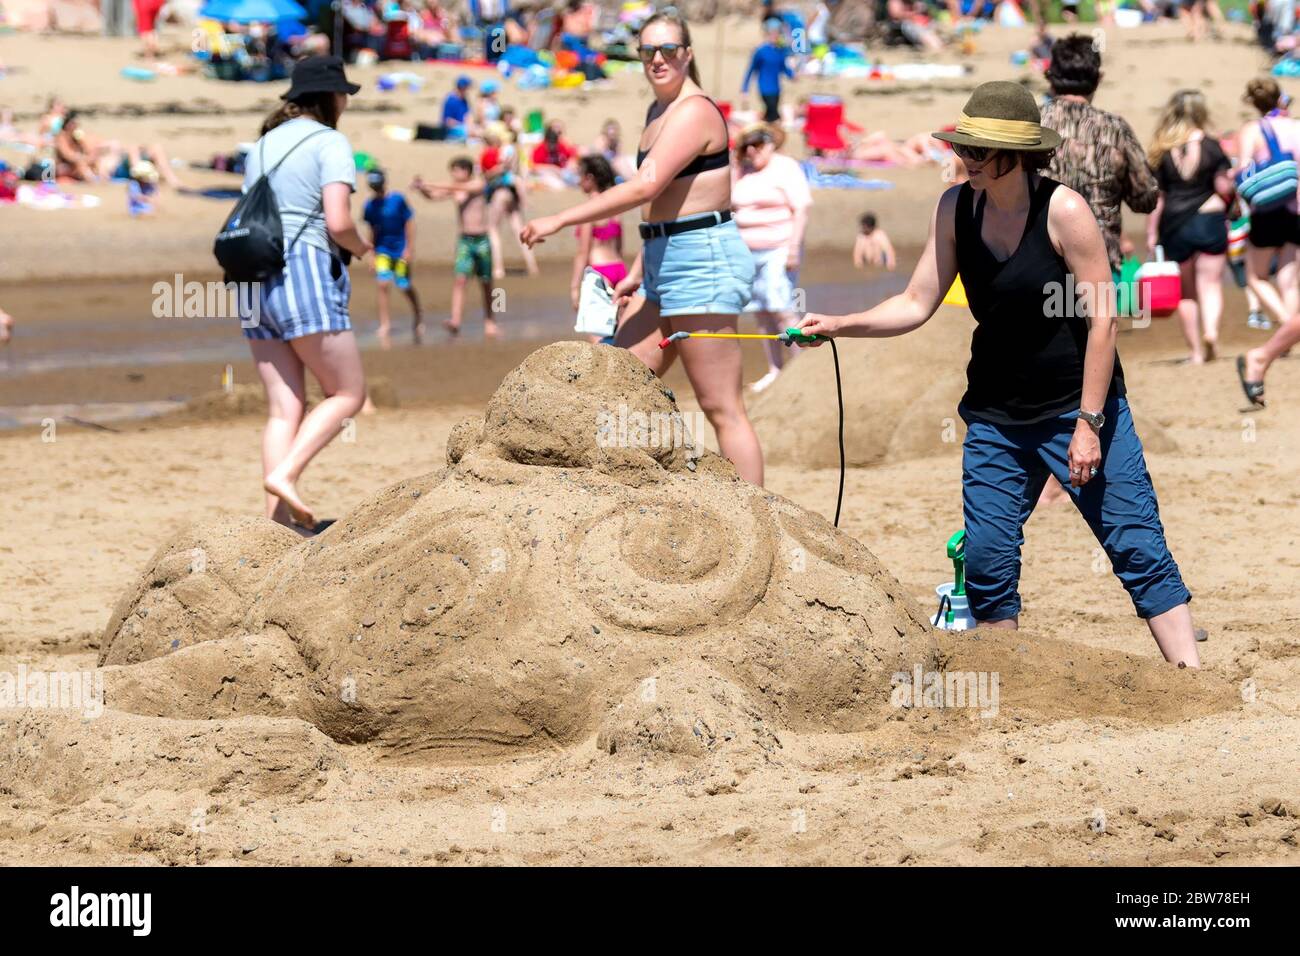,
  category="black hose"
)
[828,338,844,528]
